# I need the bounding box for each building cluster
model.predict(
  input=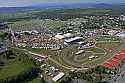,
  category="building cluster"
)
[14,29,96,50]
[83,27,125,41]
[55,32,94,48]
[14,27,125,51]
[14,31,64,50]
